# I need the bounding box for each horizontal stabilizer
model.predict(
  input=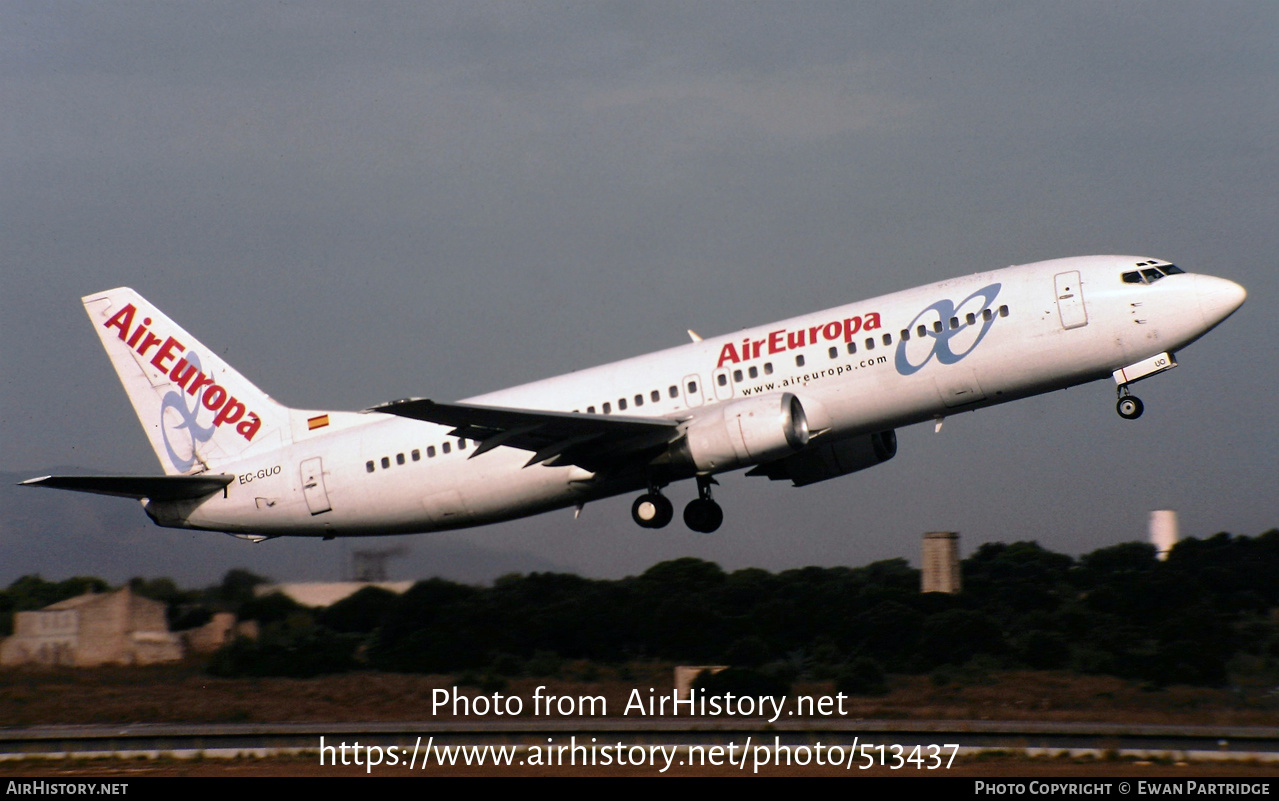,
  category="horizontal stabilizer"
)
[20,474,234,501]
